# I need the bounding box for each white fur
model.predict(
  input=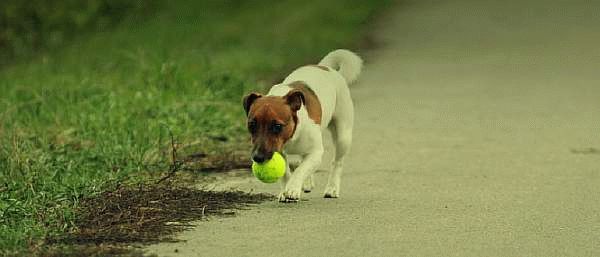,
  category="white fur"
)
[267,49,362,202]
